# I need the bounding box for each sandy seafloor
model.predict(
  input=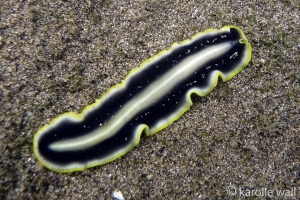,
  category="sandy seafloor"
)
[0,0,299,199]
